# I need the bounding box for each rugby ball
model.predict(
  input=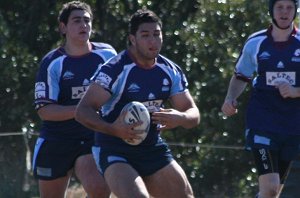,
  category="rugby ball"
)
[122,101,150,145]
